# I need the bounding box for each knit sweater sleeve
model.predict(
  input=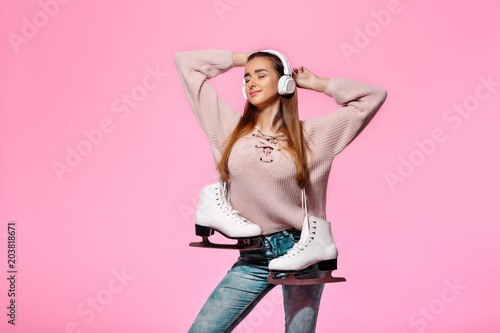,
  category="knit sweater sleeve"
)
[303,78,387,159]
[174,49,241,146]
